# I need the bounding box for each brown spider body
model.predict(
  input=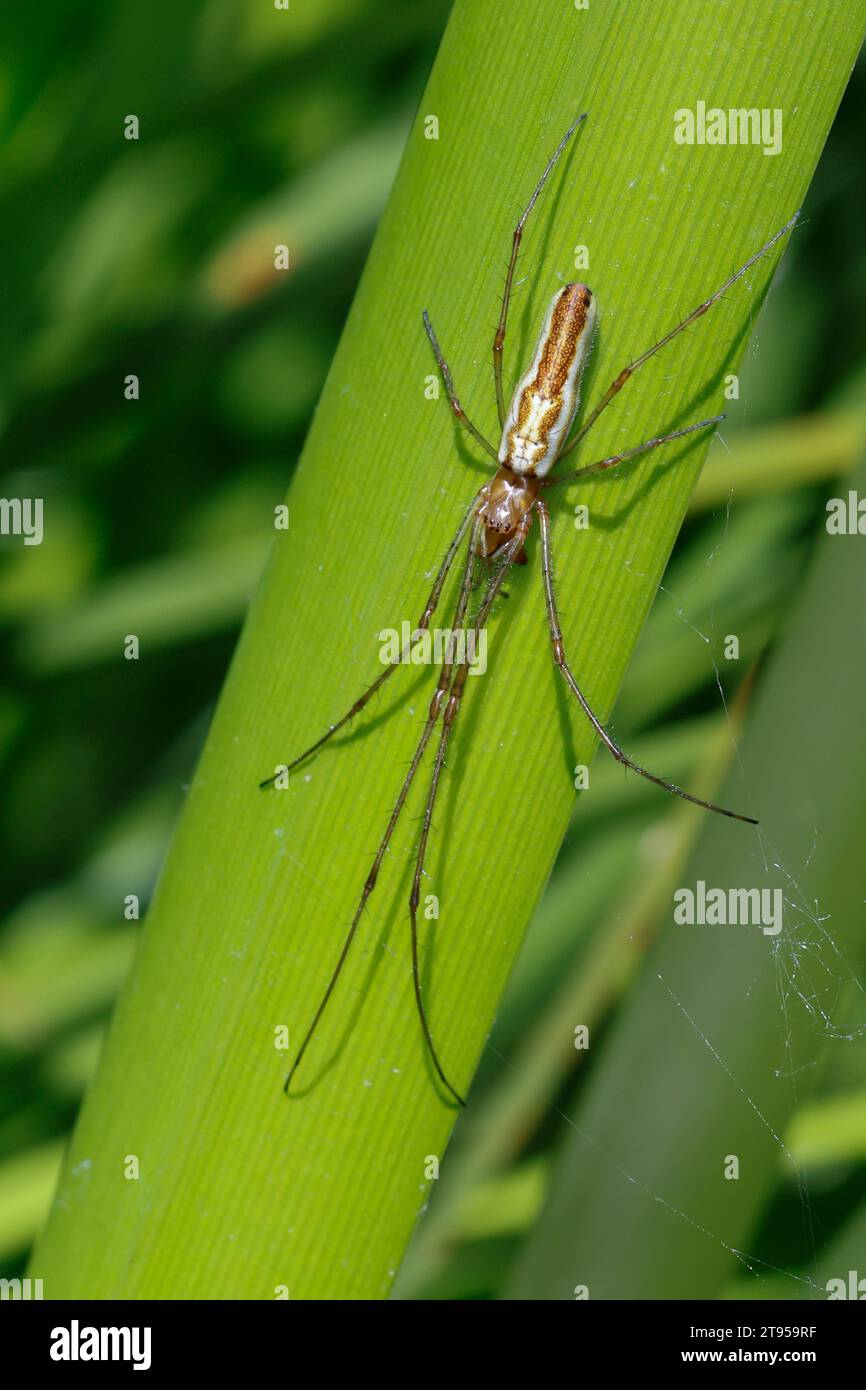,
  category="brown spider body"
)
[264,112,795,1106]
